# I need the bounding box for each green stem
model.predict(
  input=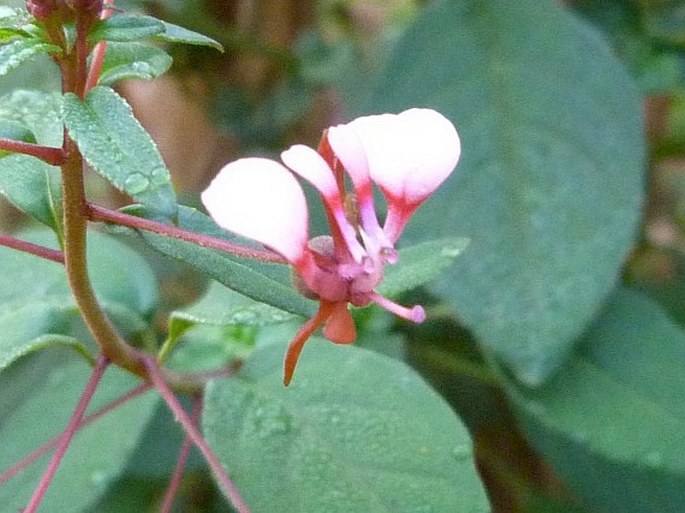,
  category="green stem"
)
[54,3,236,394]
[61,146,147,376]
